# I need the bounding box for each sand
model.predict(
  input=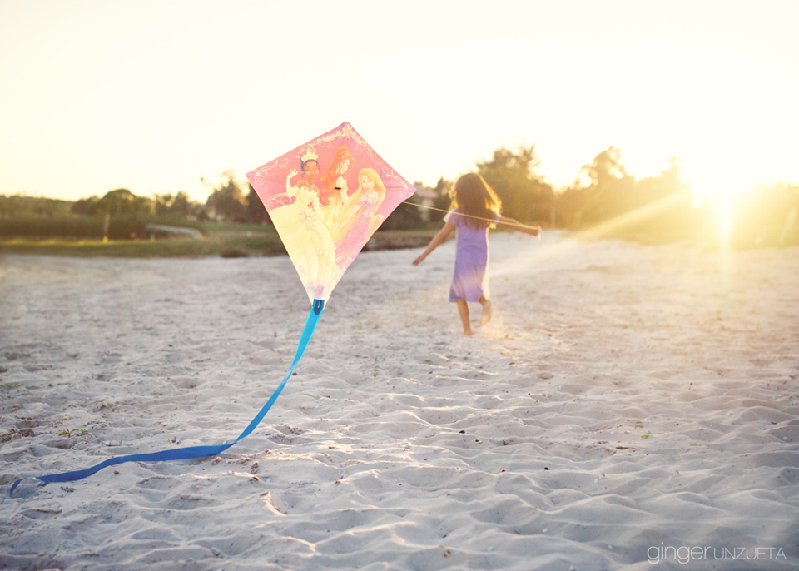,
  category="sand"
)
[1,231,798,570]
